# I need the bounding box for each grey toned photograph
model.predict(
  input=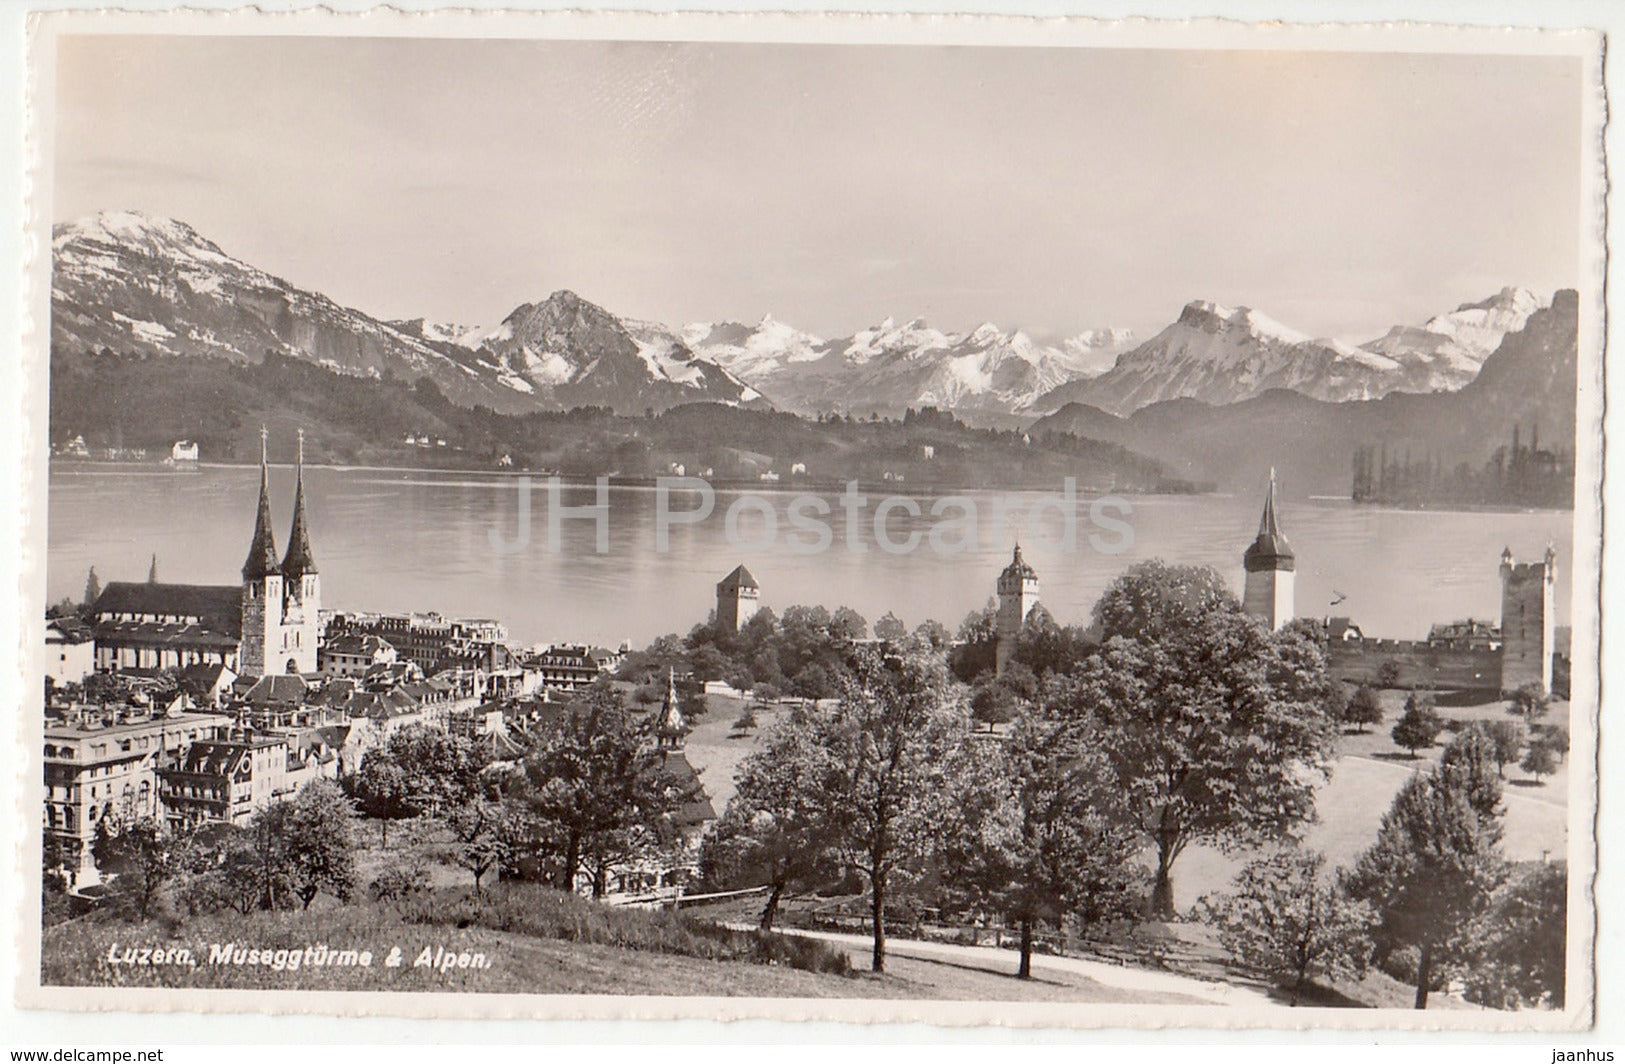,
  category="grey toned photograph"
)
[23,13,1601,1028]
